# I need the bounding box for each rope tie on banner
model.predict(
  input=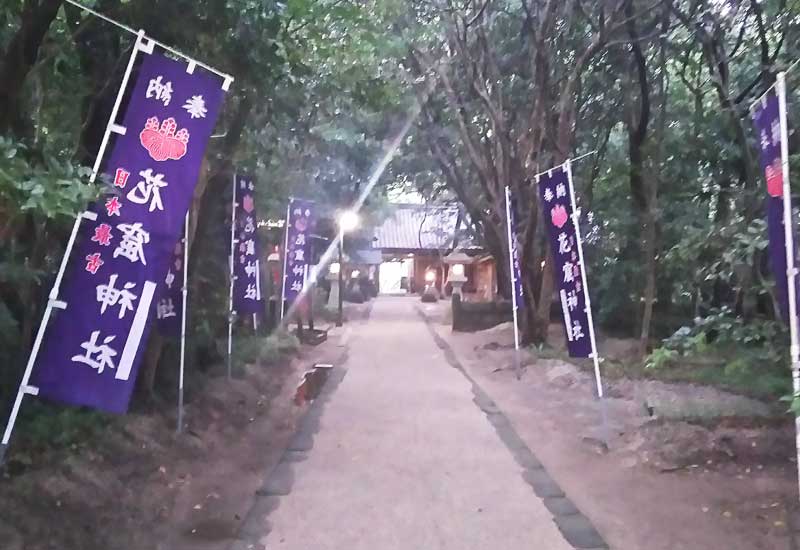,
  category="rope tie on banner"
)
[749,56,800,111]
[532,150,598,182]
[64,0,234,85]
